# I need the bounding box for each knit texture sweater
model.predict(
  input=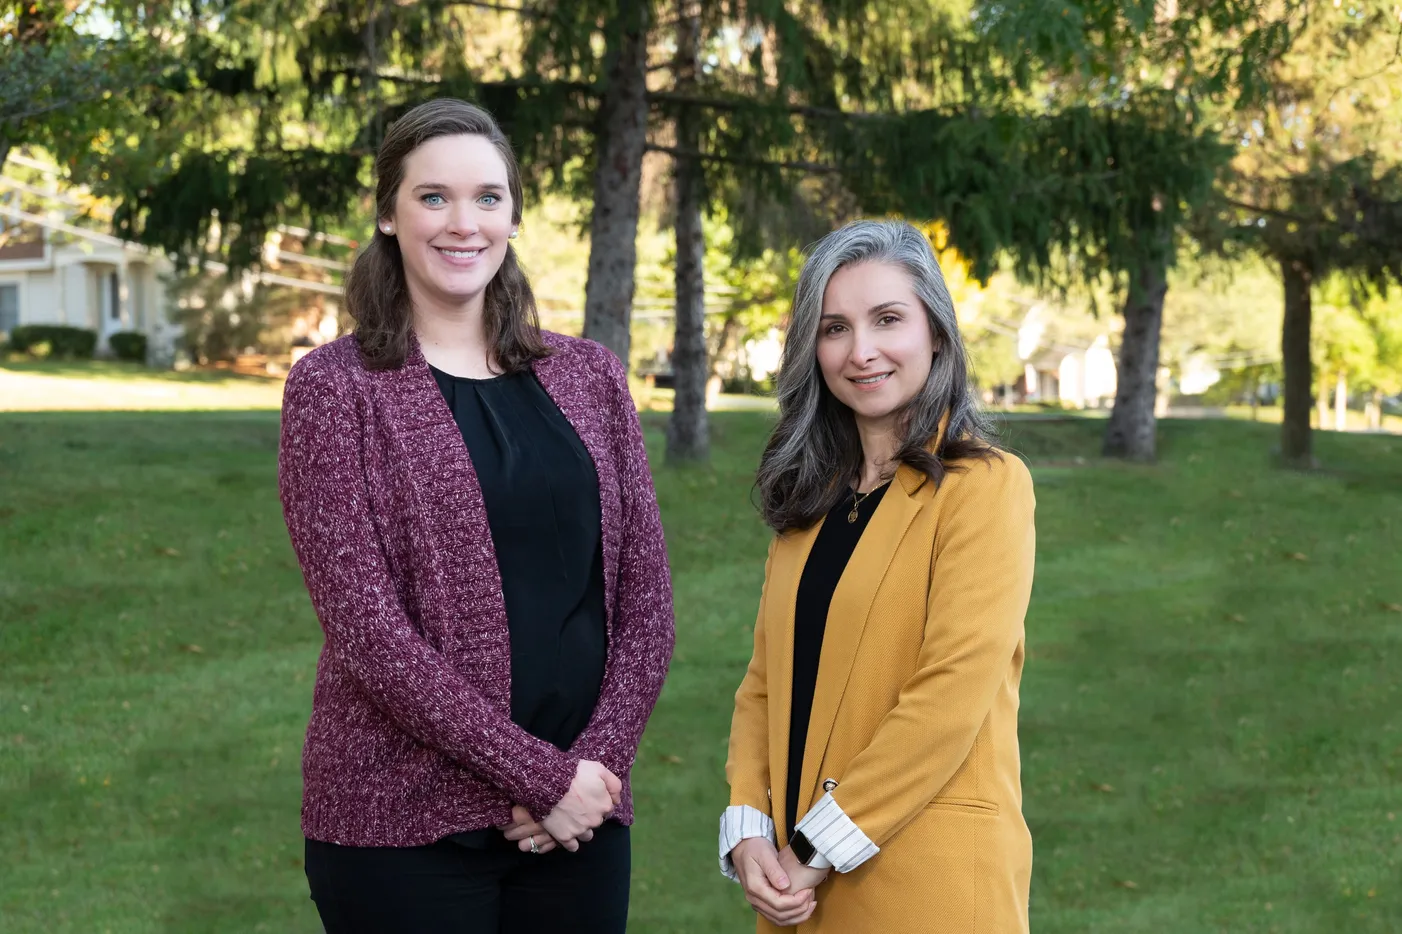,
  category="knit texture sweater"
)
[278,330,675,847]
